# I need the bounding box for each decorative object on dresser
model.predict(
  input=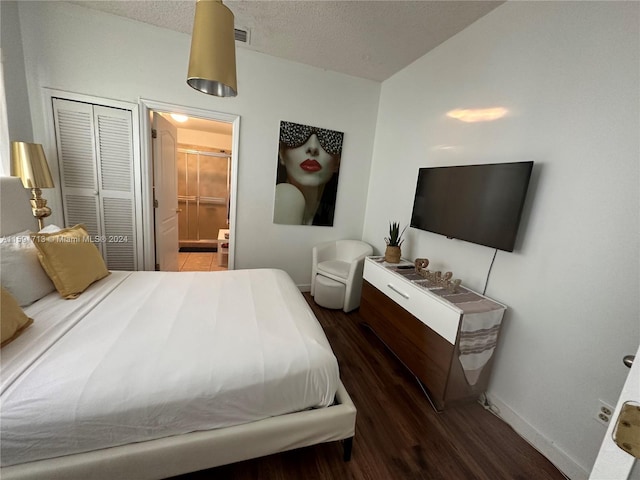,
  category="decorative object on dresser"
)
[359,256,506,411]
[414,257,462,293]
[10,142,55,230]
[384,221,406,263]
